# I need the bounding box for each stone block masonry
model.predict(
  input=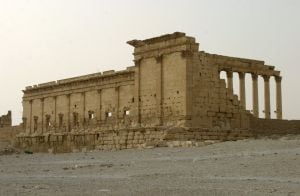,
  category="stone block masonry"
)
[15,32,300,152]
[16,127,256,153]
[0,111,12,128]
